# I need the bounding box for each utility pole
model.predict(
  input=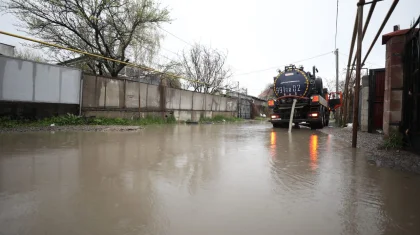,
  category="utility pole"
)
[352,0,364,148]
[335,48,339,93]
[334,48,340,121]
[237,81,240,118]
